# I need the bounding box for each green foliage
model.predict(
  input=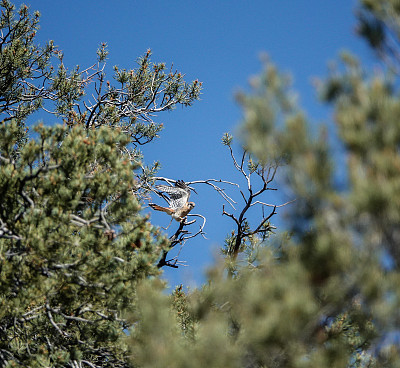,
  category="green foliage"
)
[221,132,233,146]
[0,0,54,121]
[356,0,400,71]
[0,1,201,367]
[236,56,296,165]
[0,122,168,366]
[131,279,241,368]
[321,52,400,267]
